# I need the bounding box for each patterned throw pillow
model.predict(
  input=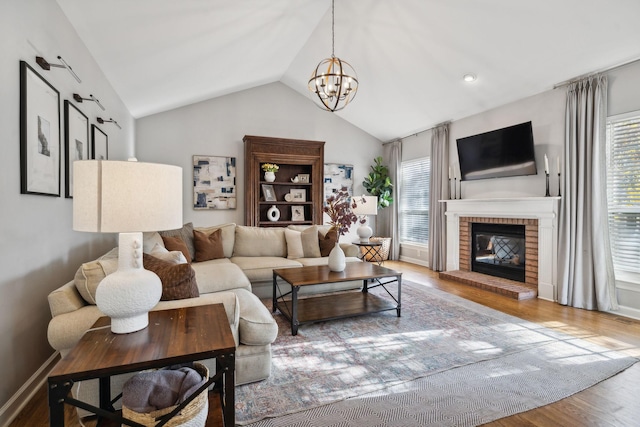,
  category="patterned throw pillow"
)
[143,254,199,301]
[193,229,225,261]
